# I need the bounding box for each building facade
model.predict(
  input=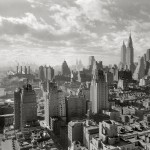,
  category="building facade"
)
[121,41,127,67]
[90,70,109,114]
[126,34,135,73]
[68,121,84,147]
[44,81,66,127]
[66,94,87,122]
[62,60,71,76]
[14,84,37,130]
